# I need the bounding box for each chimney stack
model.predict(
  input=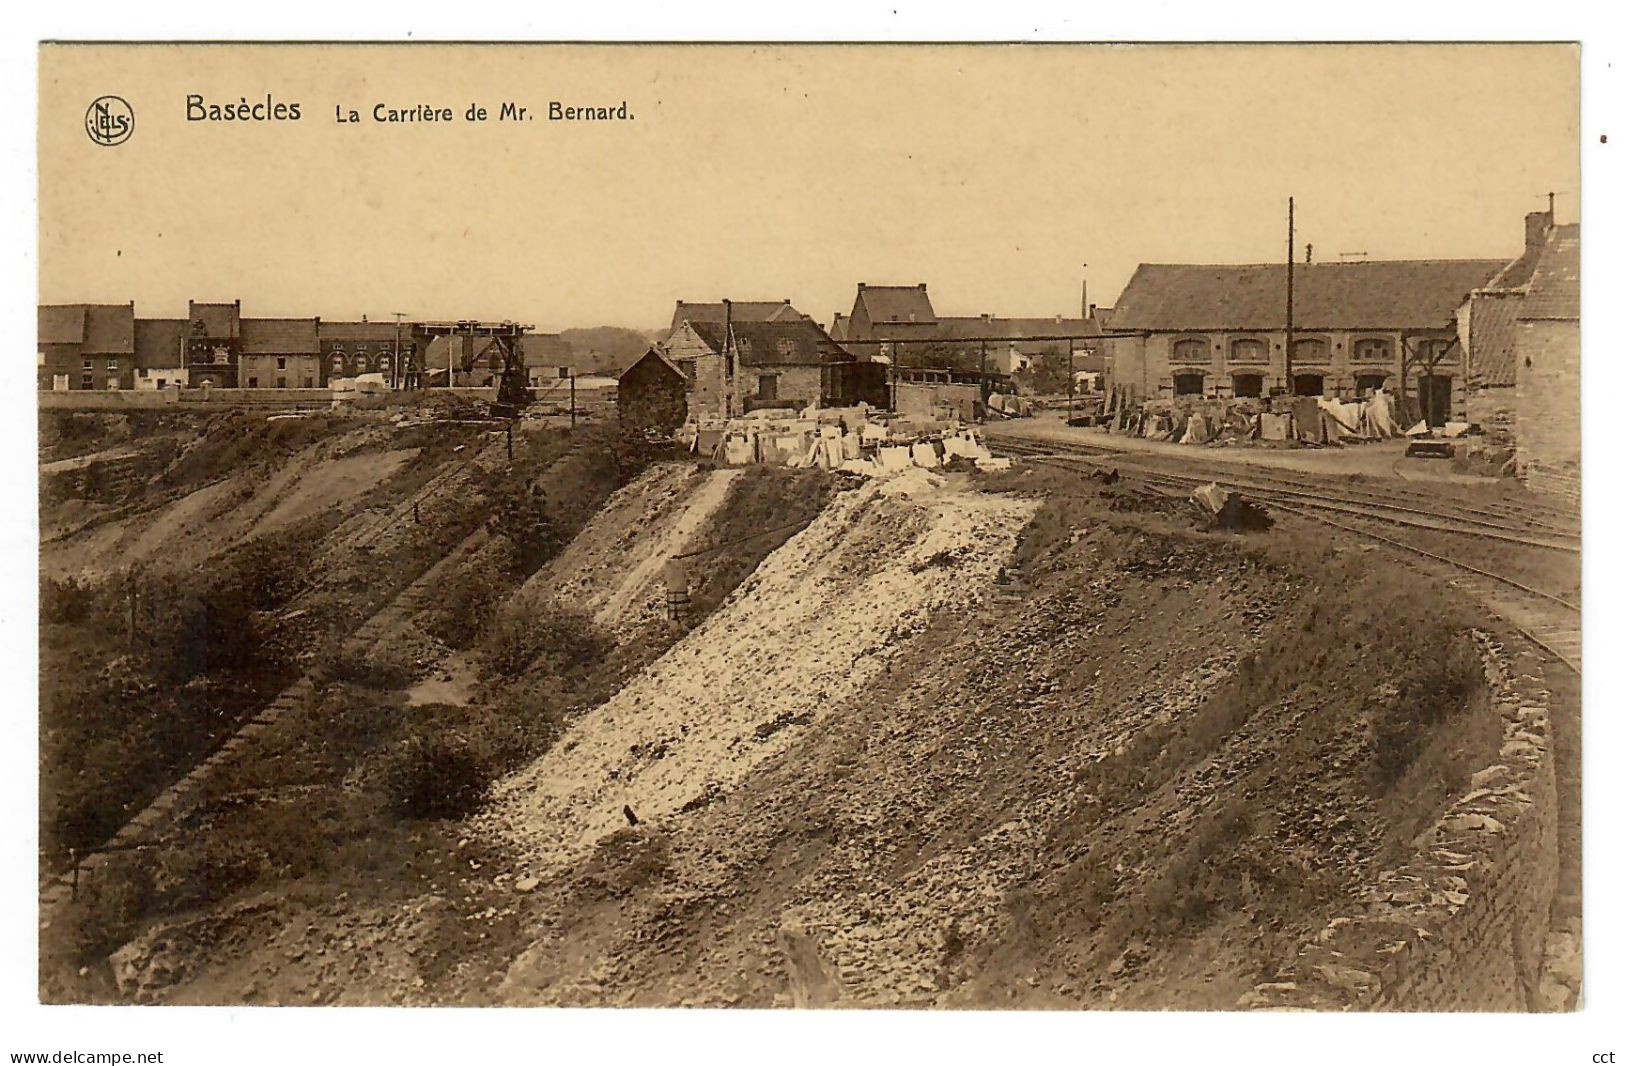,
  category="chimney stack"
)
[1525,210,1553,253]
[917,283,927,291]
